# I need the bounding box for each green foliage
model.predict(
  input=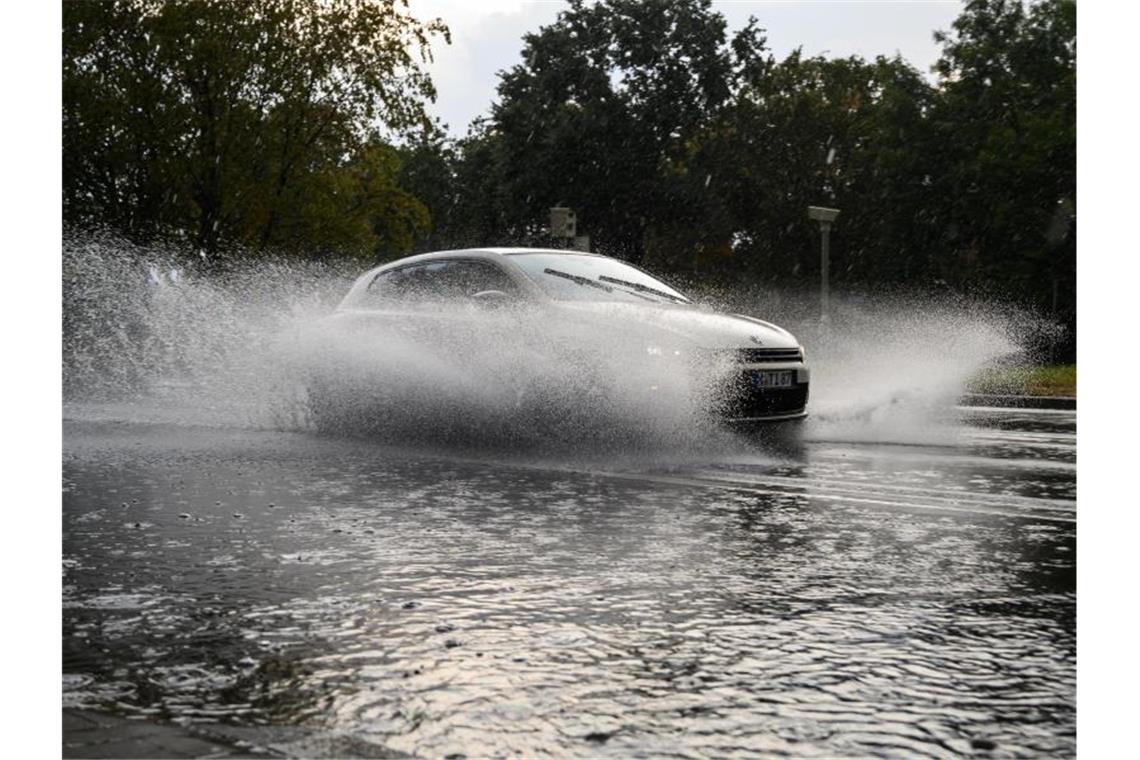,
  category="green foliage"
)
[685,51,943,284]
[929,0,1076,308]
[422,0,1074,324]
[62,0,1076,331]
[969,363,1076,396]
[475,0,752,261]
[63,0,448,260]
